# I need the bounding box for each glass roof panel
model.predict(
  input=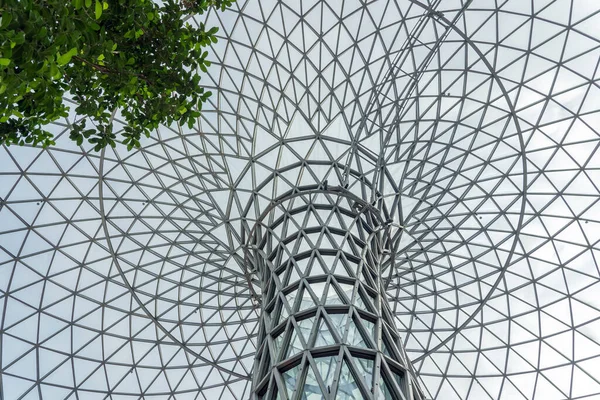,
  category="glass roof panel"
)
[2,0,600,399]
